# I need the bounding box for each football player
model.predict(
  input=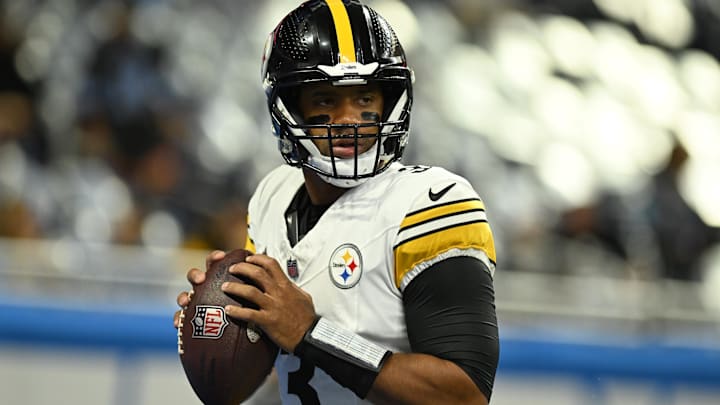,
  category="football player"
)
[176,0,499,403]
